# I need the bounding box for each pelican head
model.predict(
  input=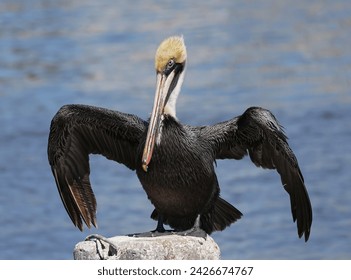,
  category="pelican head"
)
[142,36,187,172]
